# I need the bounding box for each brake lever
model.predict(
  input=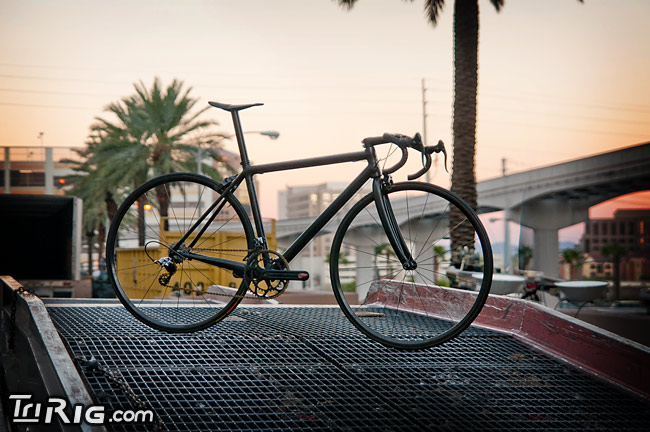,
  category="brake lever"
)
[427,140,448,173]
